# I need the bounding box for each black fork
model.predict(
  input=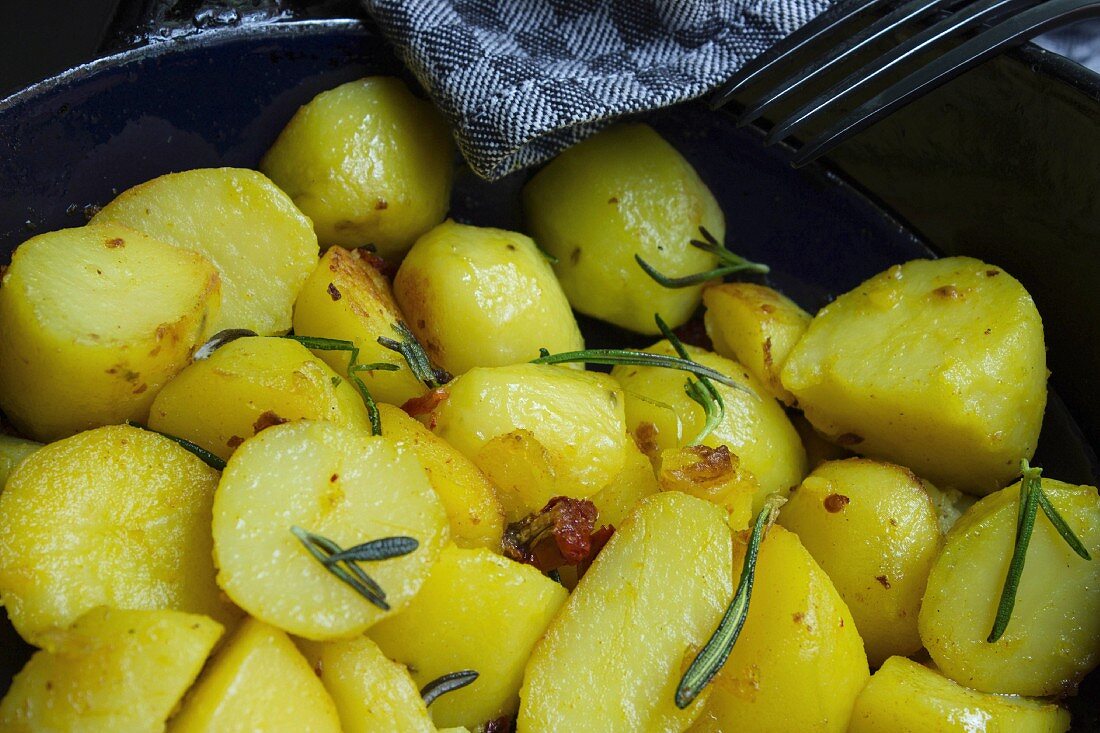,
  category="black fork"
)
[712,0,1100,166]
